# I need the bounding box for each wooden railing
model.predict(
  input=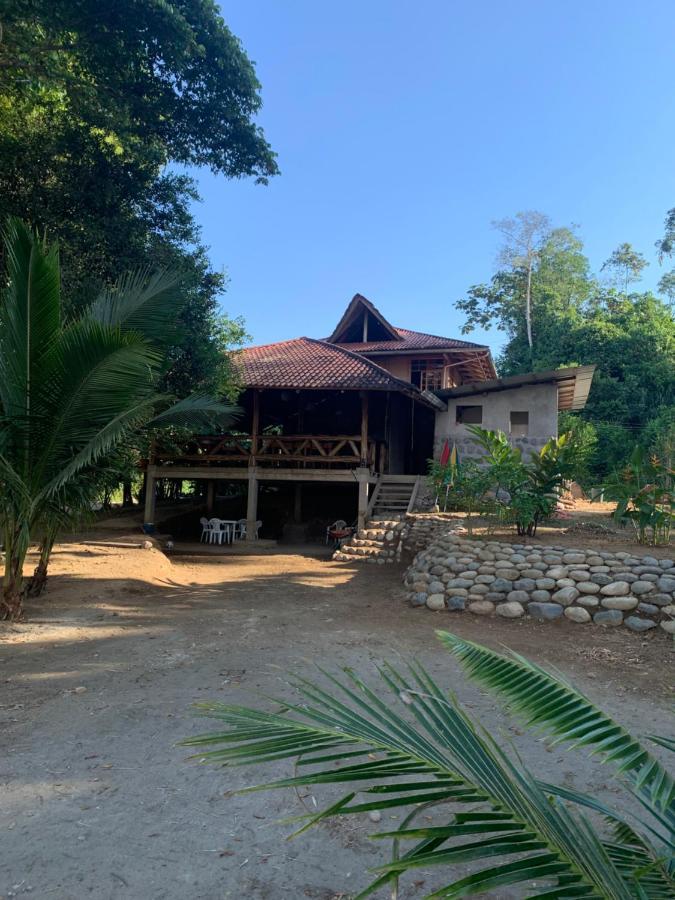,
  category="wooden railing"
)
[150,434,383,470]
